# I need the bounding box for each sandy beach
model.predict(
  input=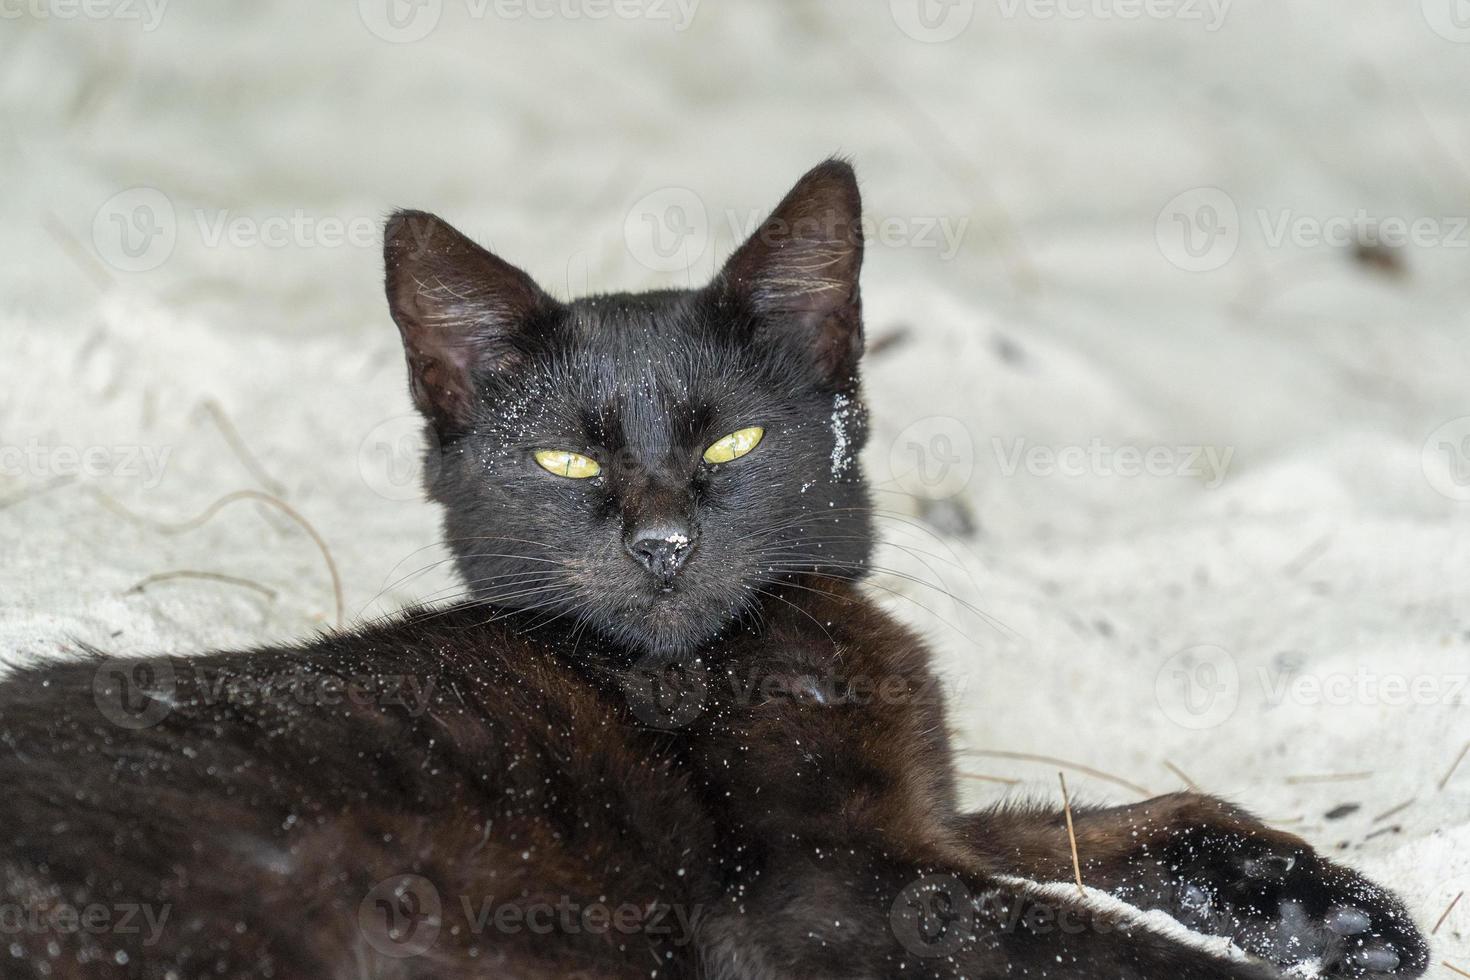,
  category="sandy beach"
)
[2,2,1467,972]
